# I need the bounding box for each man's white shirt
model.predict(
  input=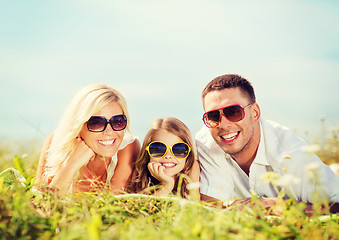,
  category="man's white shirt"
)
[196,118,339,203]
